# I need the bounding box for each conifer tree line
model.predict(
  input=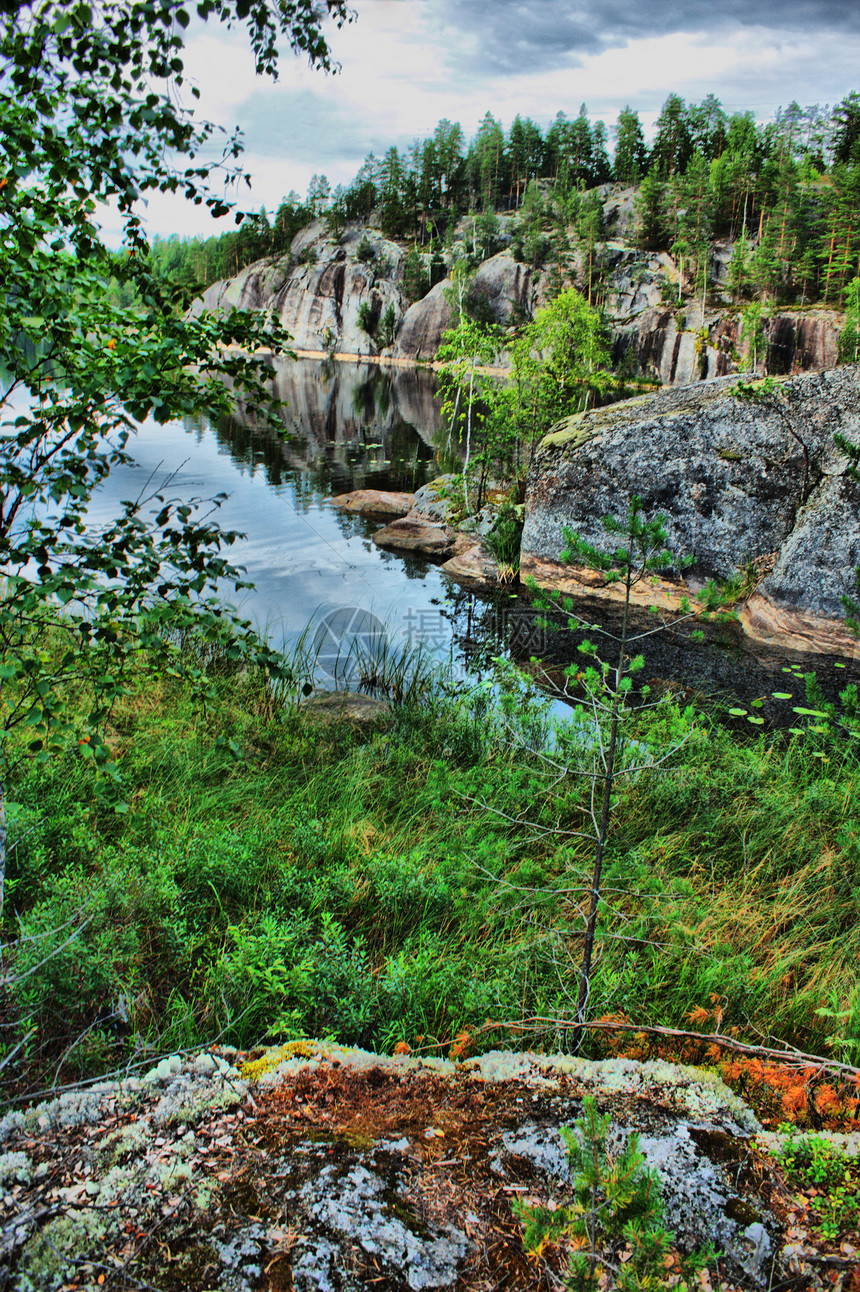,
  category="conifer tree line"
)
[149,90,860,313]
